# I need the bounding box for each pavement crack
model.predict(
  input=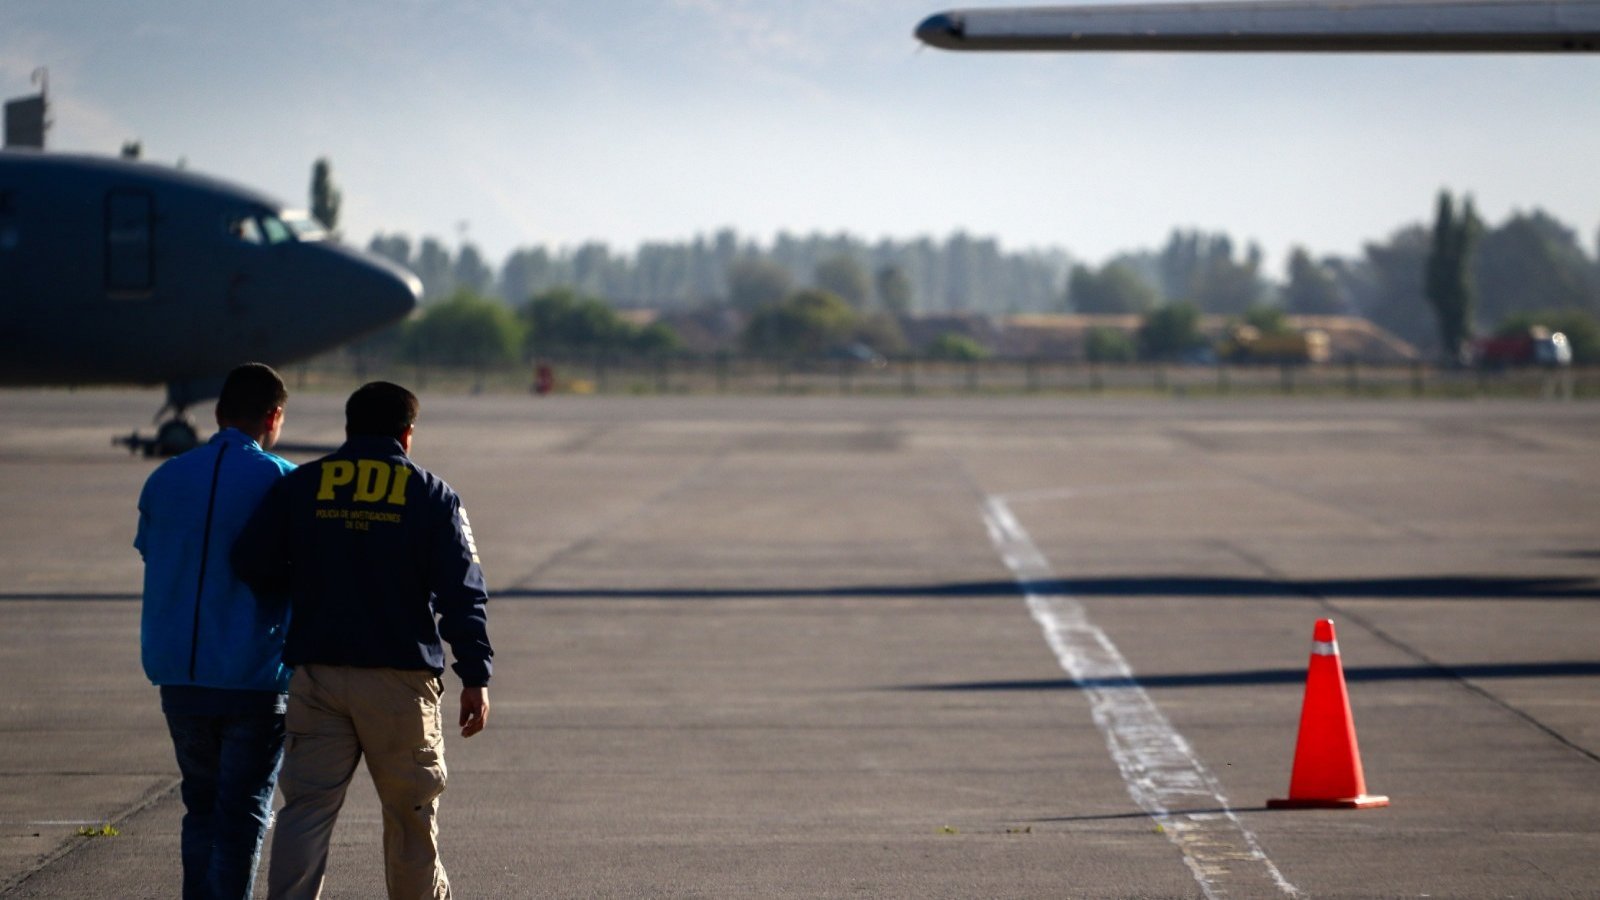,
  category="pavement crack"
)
[0,776,180,895]
[1221,540,1600,769]
[505,449,731,590]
